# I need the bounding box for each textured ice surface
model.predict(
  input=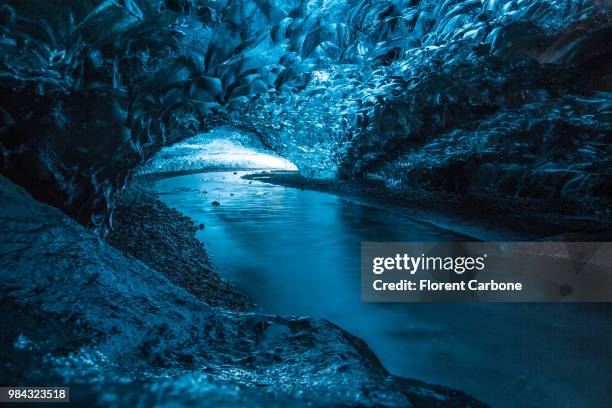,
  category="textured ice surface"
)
[0,0,610,232]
